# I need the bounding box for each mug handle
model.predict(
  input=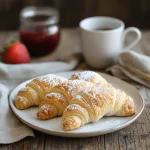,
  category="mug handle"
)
[122,27,142,51]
